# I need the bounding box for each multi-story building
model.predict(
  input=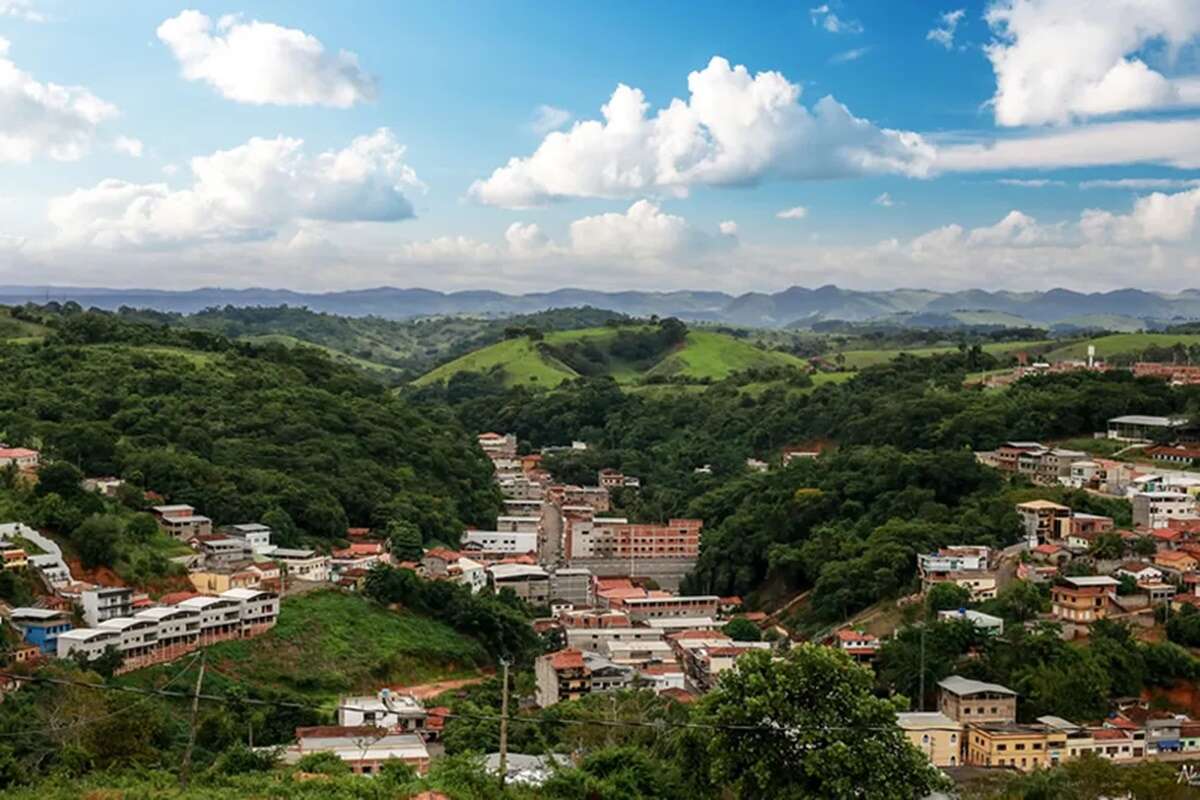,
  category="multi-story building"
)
[917,547,998,600]
[56,627,121,661]
[965,722,1067,771]
[461,530,538,556]
[478,432,518,460]
[9,607,73,654]
[338,691,428,732]
[1107,415,1185,442]
[81,586,134,627]
[496,515,541,534]
[938,676,1017,724]
[151,504,213,540]
[549,567,593,606]
[897,712,963,767]
[618,595,720,622]
[1051,576,1120,627]
[1015,501,1072,547]
[1132,492,1199,529]
[221,523,275,554]
[565,626,665,653]
[273,548,331,583]
[534,648,636,707]
[563,516,702,561]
